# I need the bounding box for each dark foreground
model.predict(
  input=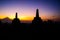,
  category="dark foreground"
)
[0,21,60,33]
